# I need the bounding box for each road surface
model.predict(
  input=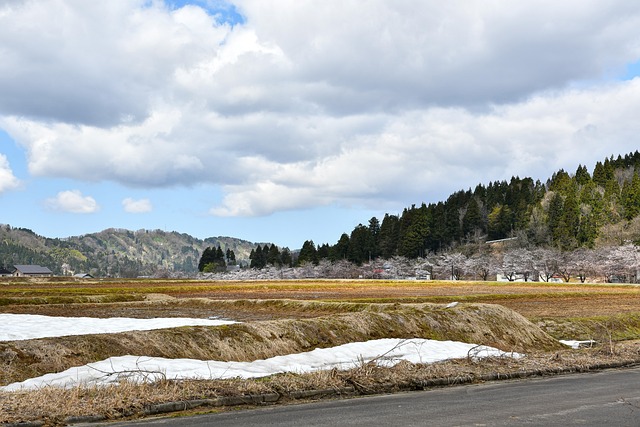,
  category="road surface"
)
[102,367,640,426]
